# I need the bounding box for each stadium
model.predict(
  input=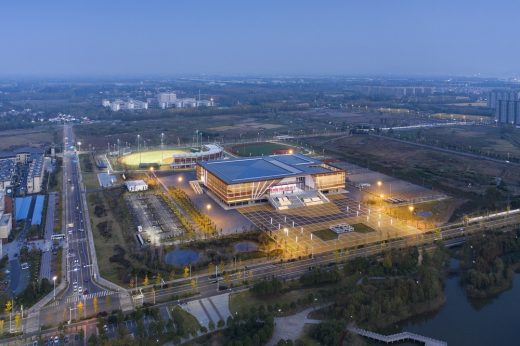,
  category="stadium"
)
[119,144,224,169]
[196,154,346,208]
